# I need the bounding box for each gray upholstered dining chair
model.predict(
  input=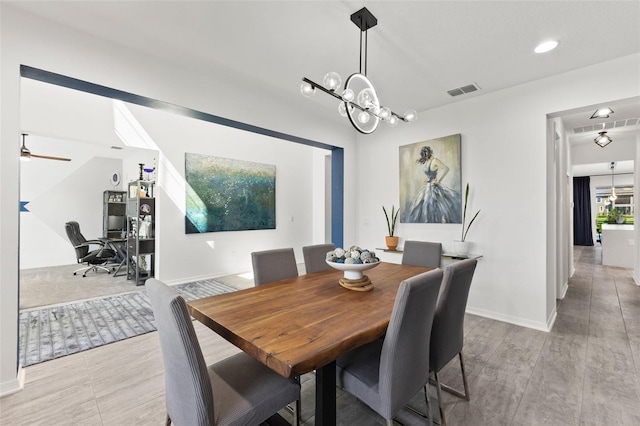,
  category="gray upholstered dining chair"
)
[251,248,299,286]
[336,268,444,426]
[302,243,335,273]
[401,240,442,269]
[429,258,478,426]
[146,278,301,426]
